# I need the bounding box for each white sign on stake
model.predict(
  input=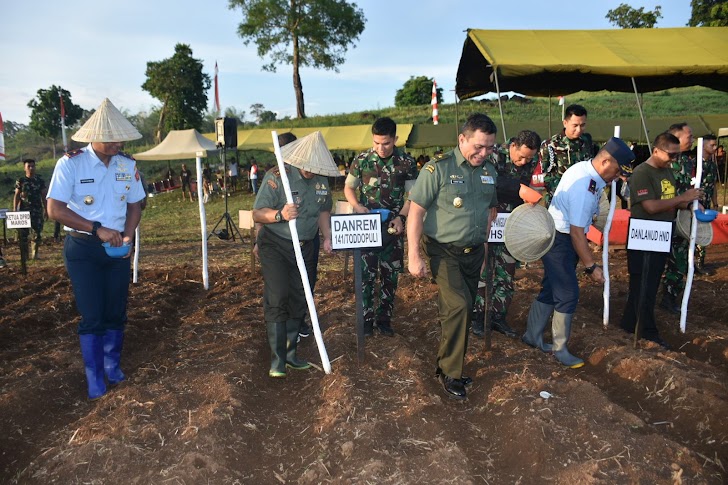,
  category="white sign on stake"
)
[488,213,511,242]
[5,211,31,229]
[626,218,672,253]
[331,213,383,250]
